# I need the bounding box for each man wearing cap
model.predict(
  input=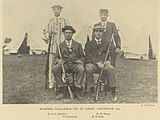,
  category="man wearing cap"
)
[85,24,117,102]
[45,5,69,89]
[52,25,85,100]
[92,9,121,67]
